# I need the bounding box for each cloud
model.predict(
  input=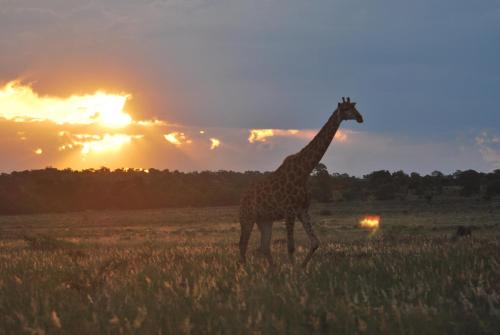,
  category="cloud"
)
[209,138,221,150]
[248,128,347,144]
[0,77,496,175]
[0,110,494,175]
[475,131,500,169]
[164,132,191,146]
[59,133,144,155]
[2,0,498,133]
[0,81,132,127]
